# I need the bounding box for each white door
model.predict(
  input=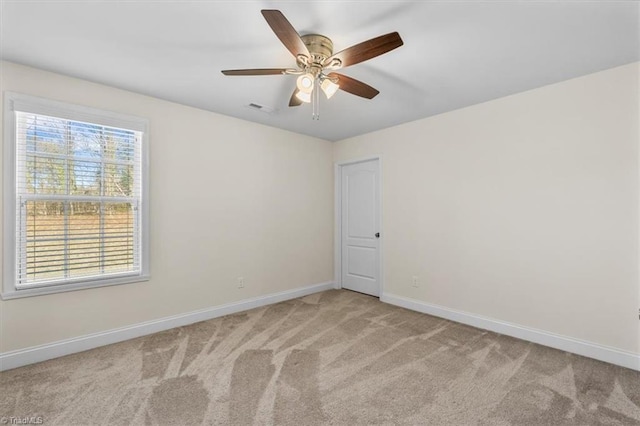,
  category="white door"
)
[341,159,380,297]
